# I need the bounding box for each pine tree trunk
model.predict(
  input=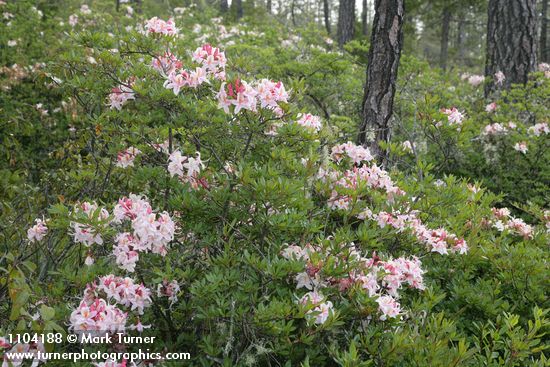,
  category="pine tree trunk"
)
[542,0,548,62]
[235,0,243,19]
[267,0,272,13]
[221,0,228,13]
[357,0,405,164]
[485,0,537,96]
[456,18,464,64]
[324,0,331,34]
[440,6,451,70]
[337,0,356,47]
[362,0,369,36]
